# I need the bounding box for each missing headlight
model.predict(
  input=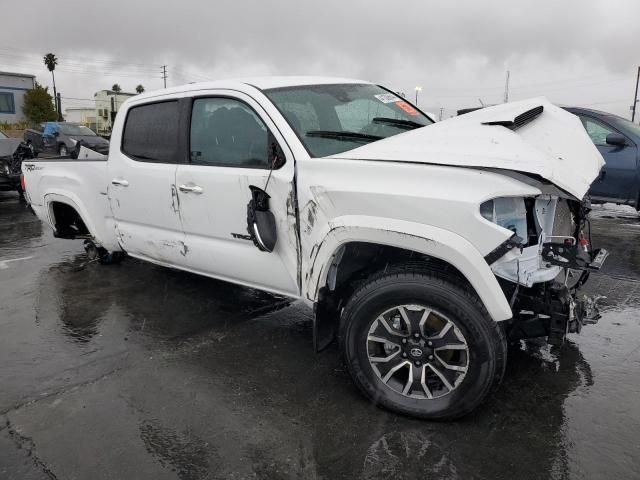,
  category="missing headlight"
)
[480,197,528,246]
